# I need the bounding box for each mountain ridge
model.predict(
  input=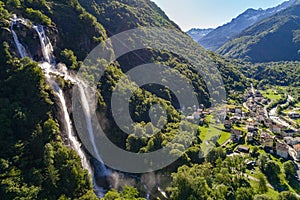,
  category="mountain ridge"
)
[194,0,296,51]
[217,3,300,63]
